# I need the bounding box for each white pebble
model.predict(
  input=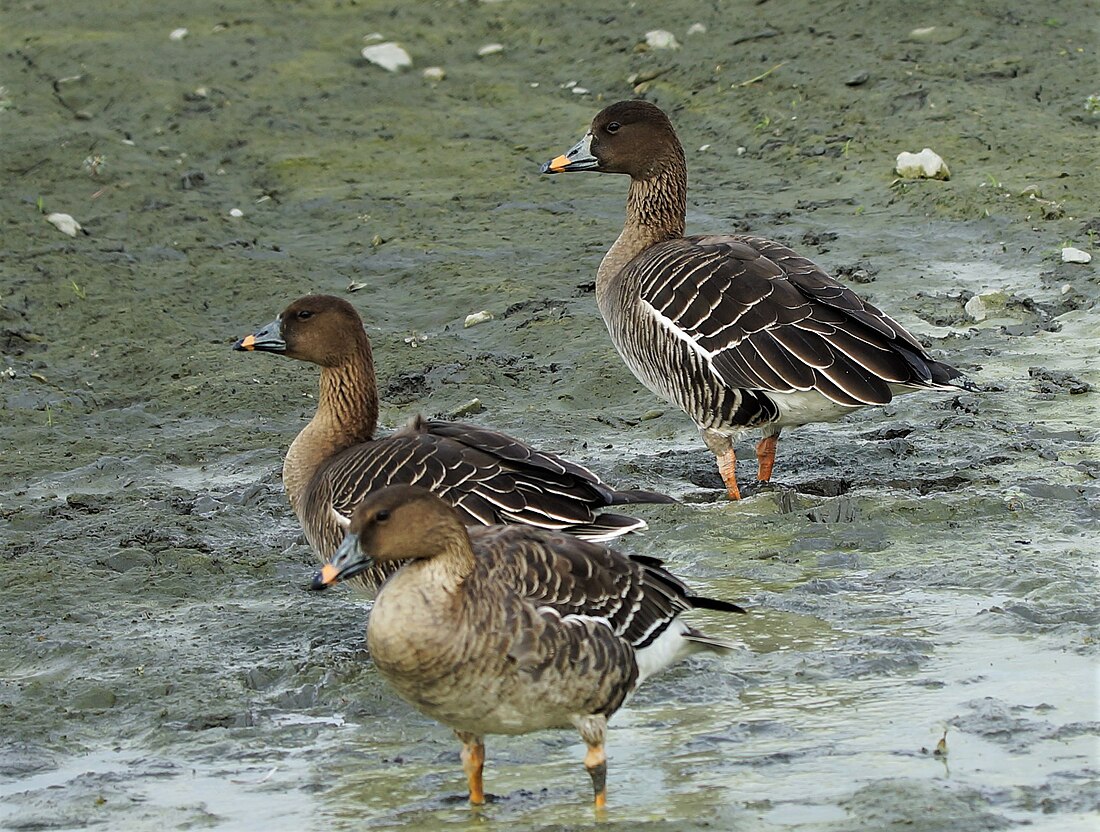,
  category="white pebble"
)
[422,66,446,82]
[895,148,950,180]
[229,208,244,218]
[687,23,707,35]
[46,213,82,237]
[1061,247,1092,264]
[645,29,680,50]
[572,86,589,95]
[362,42,412,72]
[963,295,987,322]
[362,33,384,43]
[477,43,504,57]
[169,28,189,41]
[464,311,494,328]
